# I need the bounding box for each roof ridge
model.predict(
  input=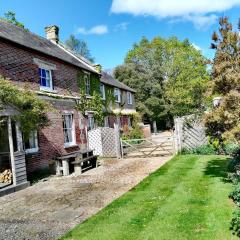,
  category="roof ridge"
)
[59,42,94,67]
[0,19,47,42]
[0,20,98,73]
[101,71,136,93]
